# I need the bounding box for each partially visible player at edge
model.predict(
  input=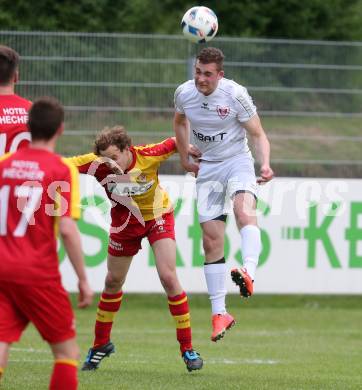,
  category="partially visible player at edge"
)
[0,97,93,389]
[173,47,274,342]
[67,126,203,372]
[0,45,31,156]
